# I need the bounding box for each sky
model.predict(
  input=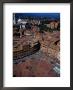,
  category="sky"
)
[14,13,60,20]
